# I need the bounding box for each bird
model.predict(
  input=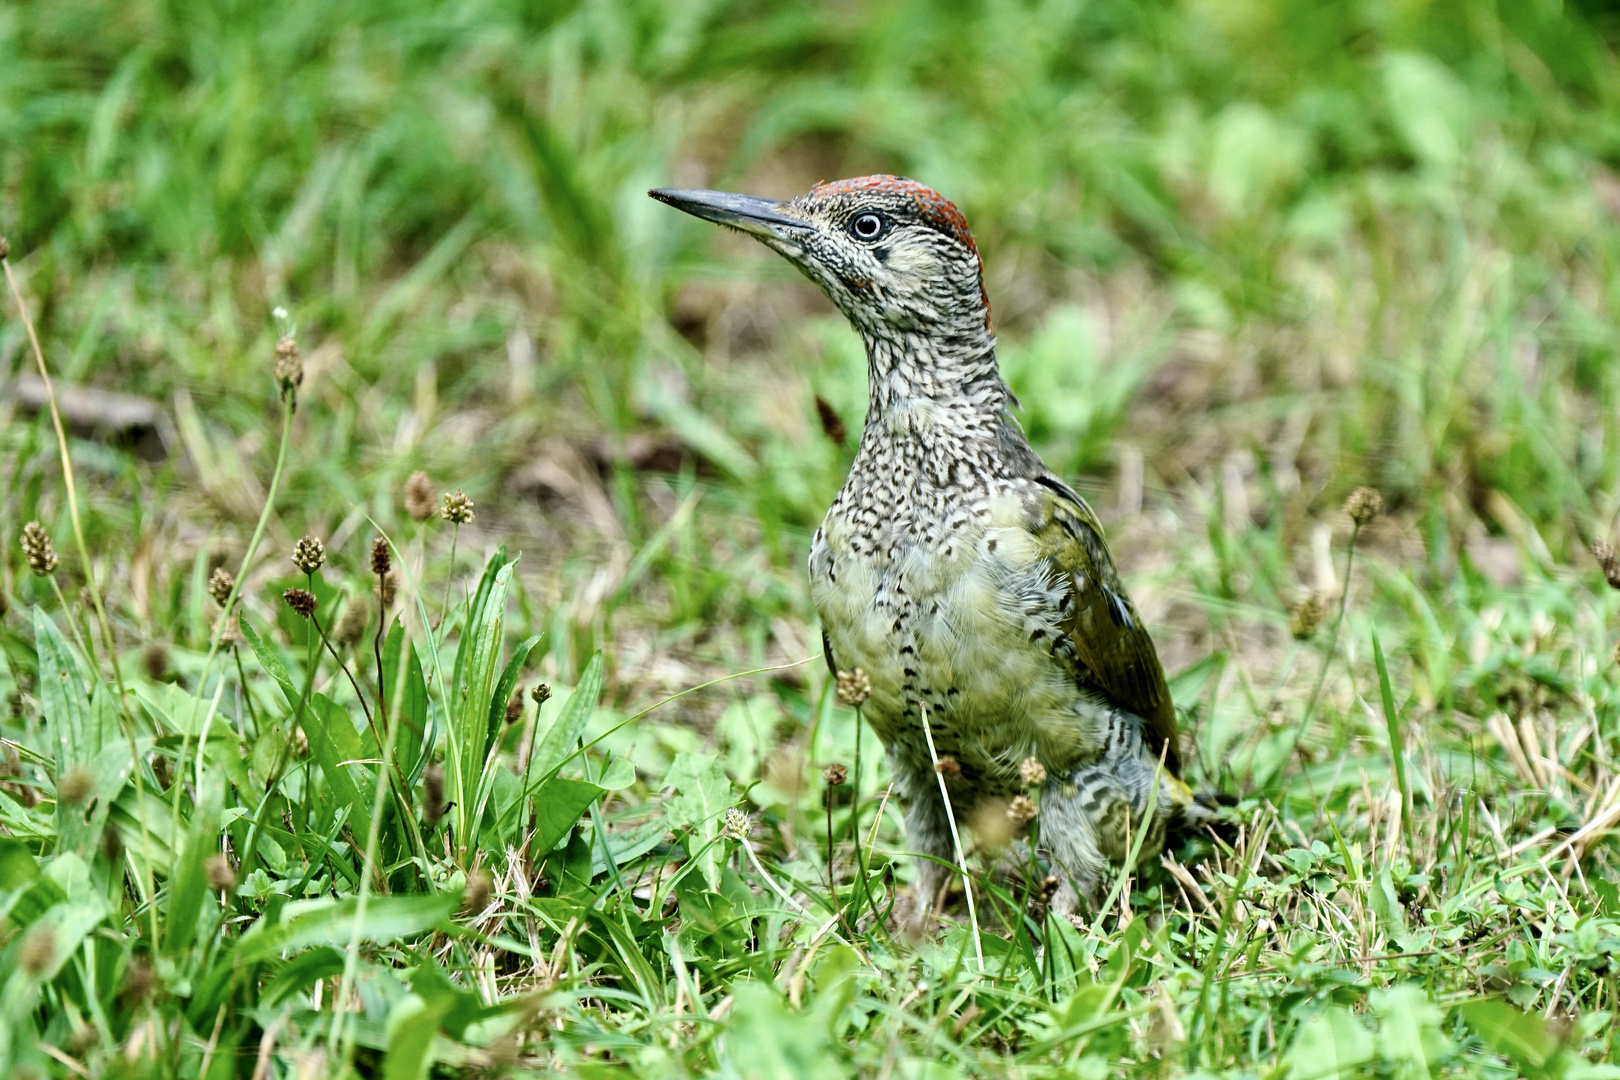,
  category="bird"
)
[650,175,1212,920]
